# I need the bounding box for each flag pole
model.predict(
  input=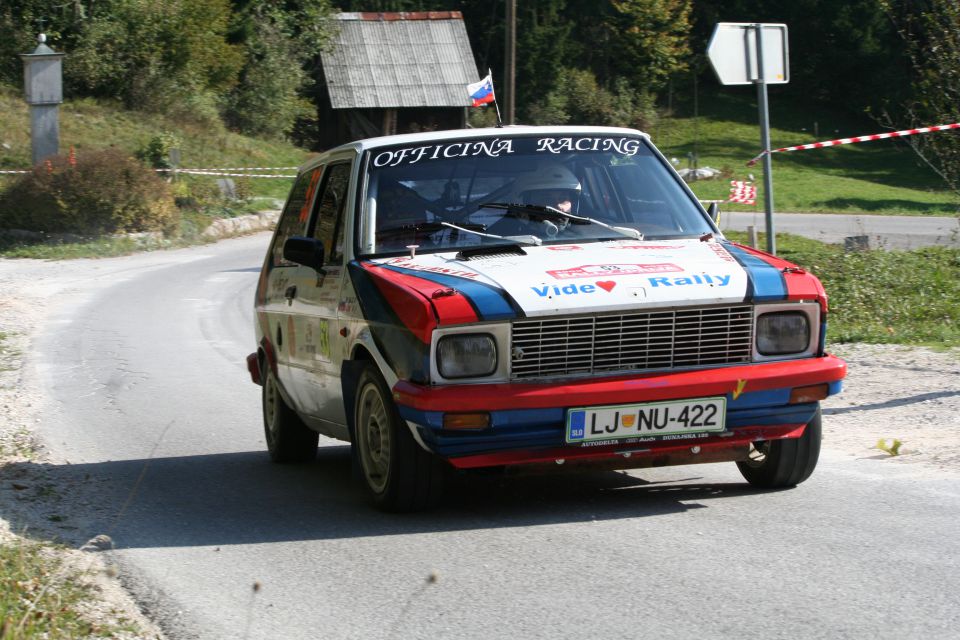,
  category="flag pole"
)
[488,68,503,127]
